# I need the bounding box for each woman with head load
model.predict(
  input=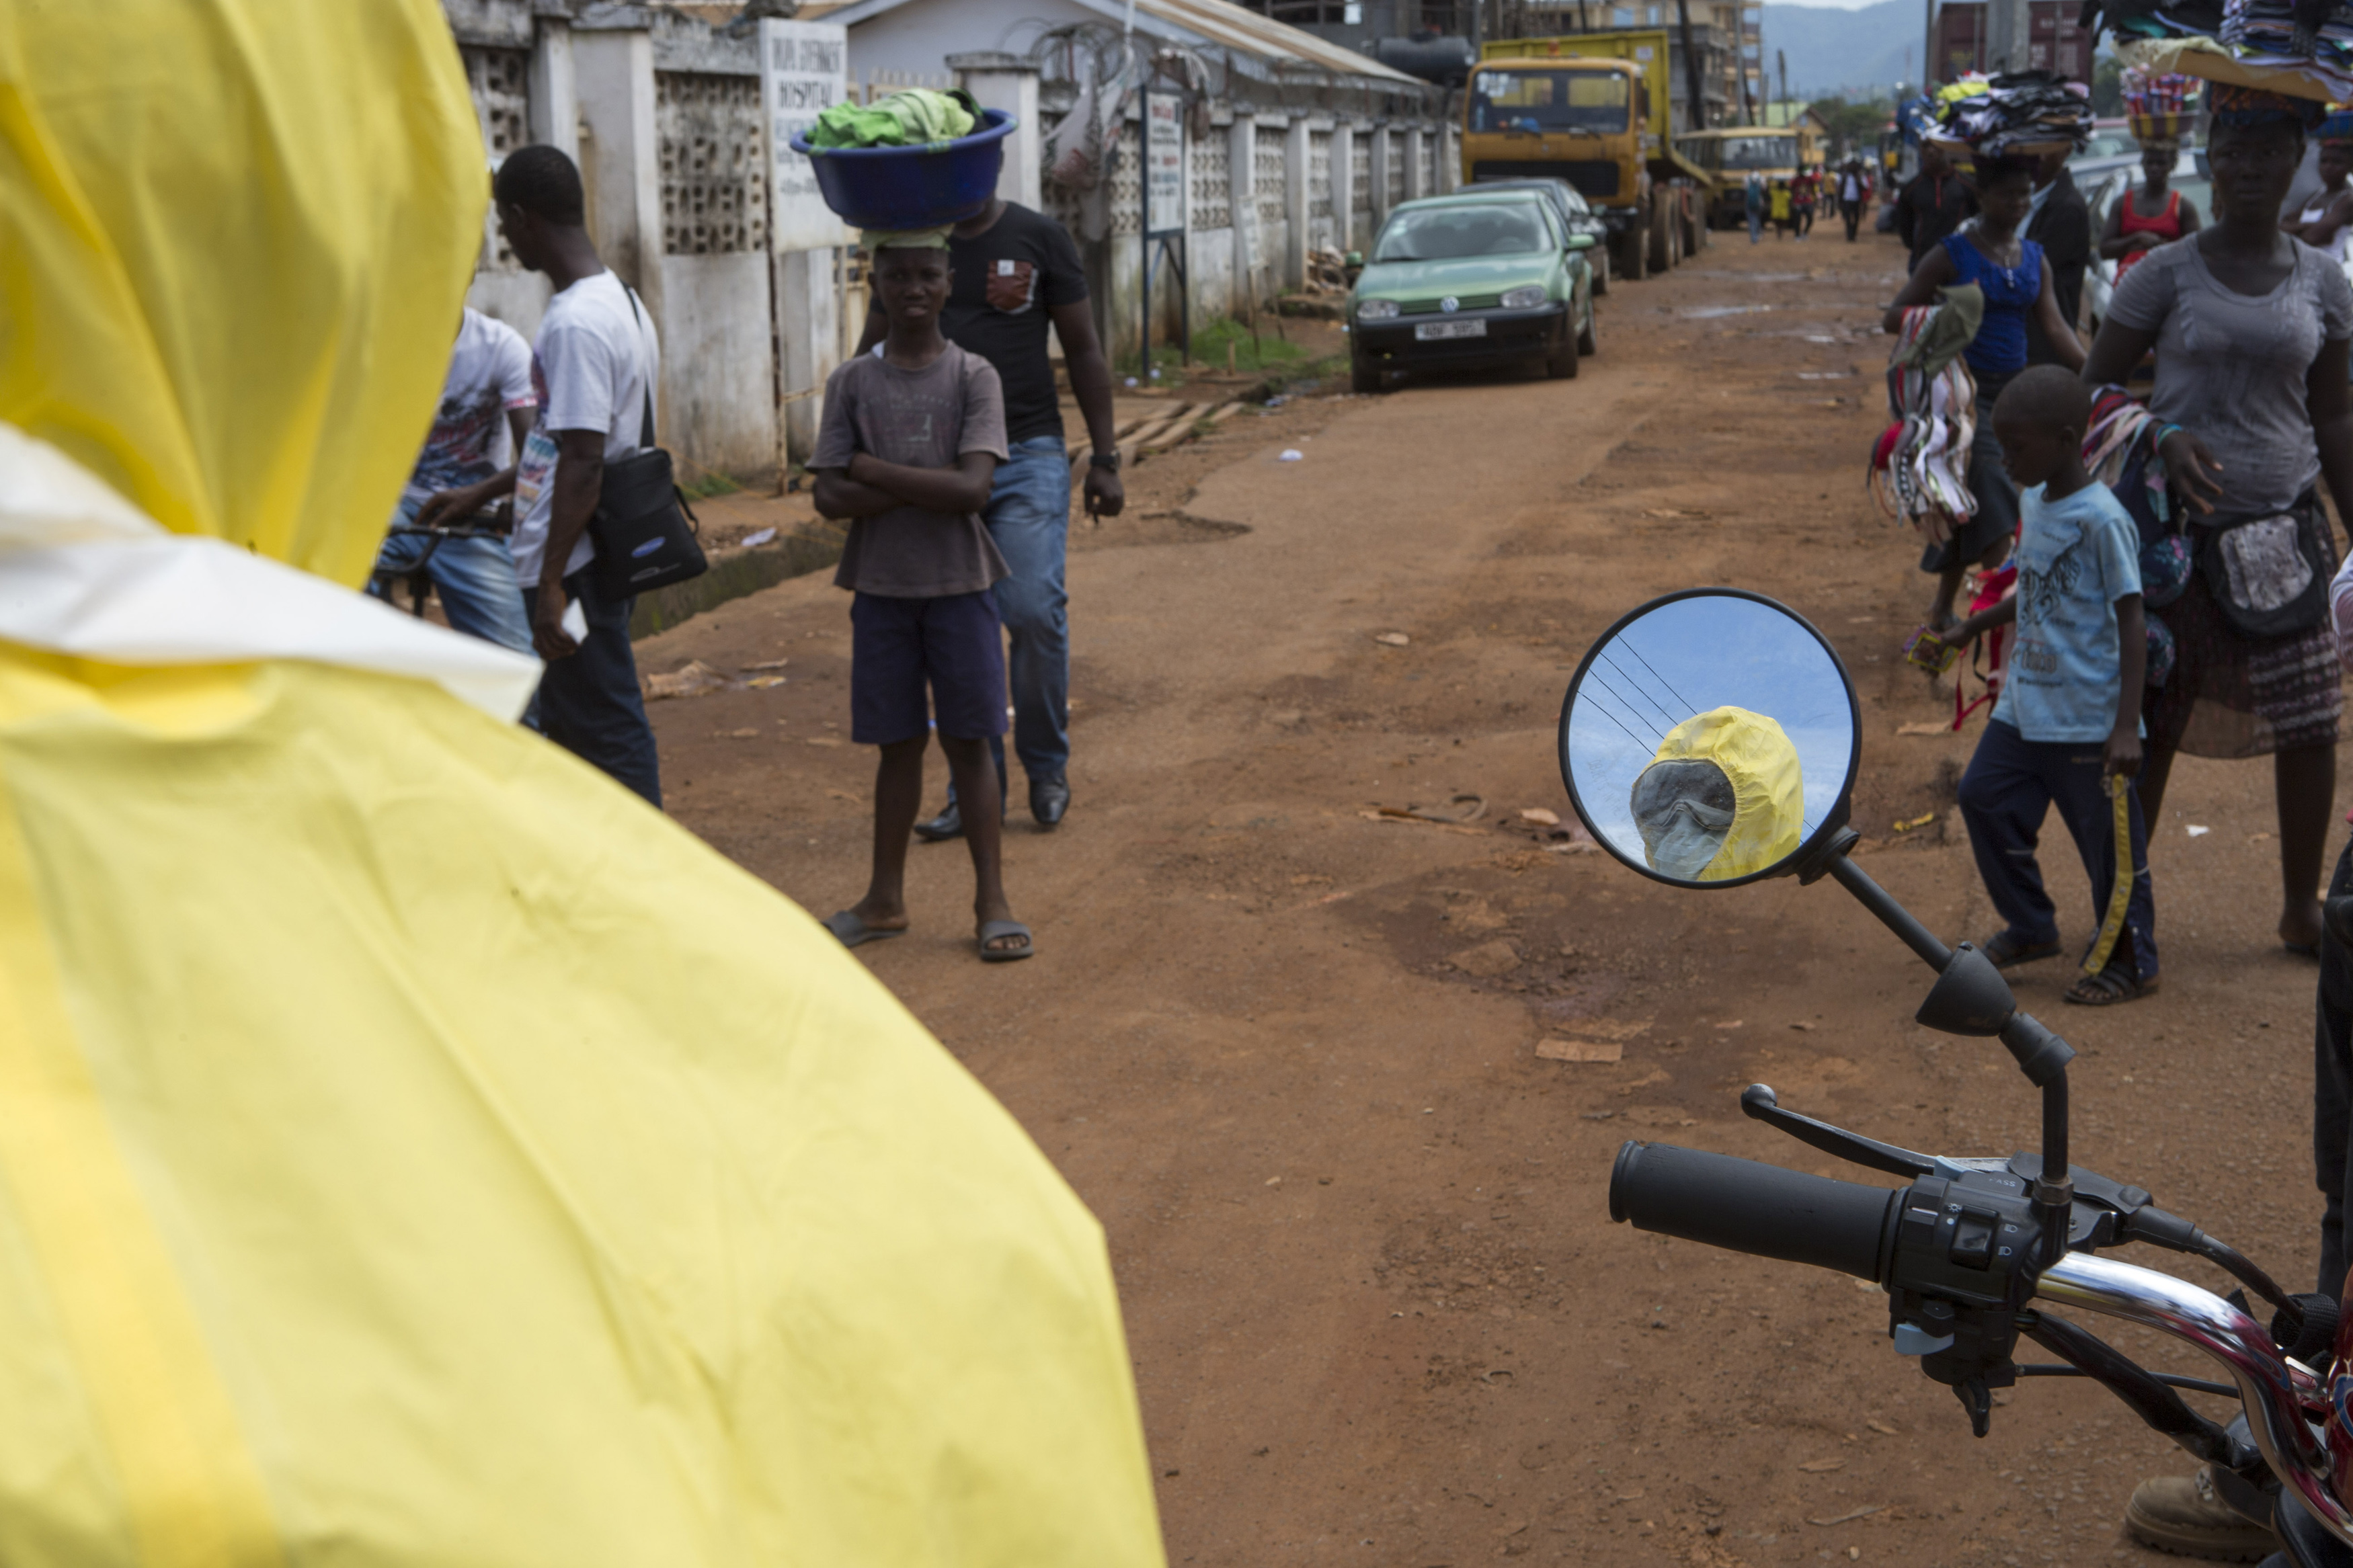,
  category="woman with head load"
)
[1628,707,1805,882]
[2081,83,2353,956]
[1885,150,2088,628]
[2098,134,2201,284]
